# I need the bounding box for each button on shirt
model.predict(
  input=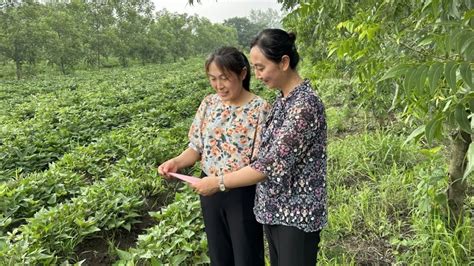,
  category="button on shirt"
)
[250,80,327,232]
